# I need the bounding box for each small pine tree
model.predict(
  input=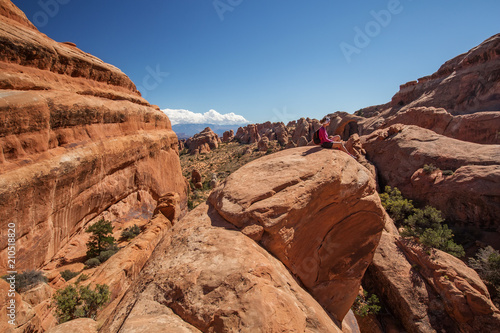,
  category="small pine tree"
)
[420,225,465,258]
[85,219,116,258]
[352,290,381,317]
[404,205,444,235]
